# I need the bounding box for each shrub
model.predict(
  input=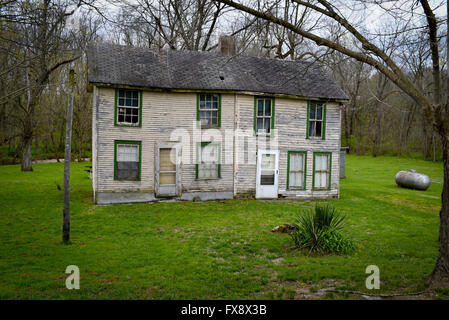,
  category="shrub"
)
[290,204,355,254]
